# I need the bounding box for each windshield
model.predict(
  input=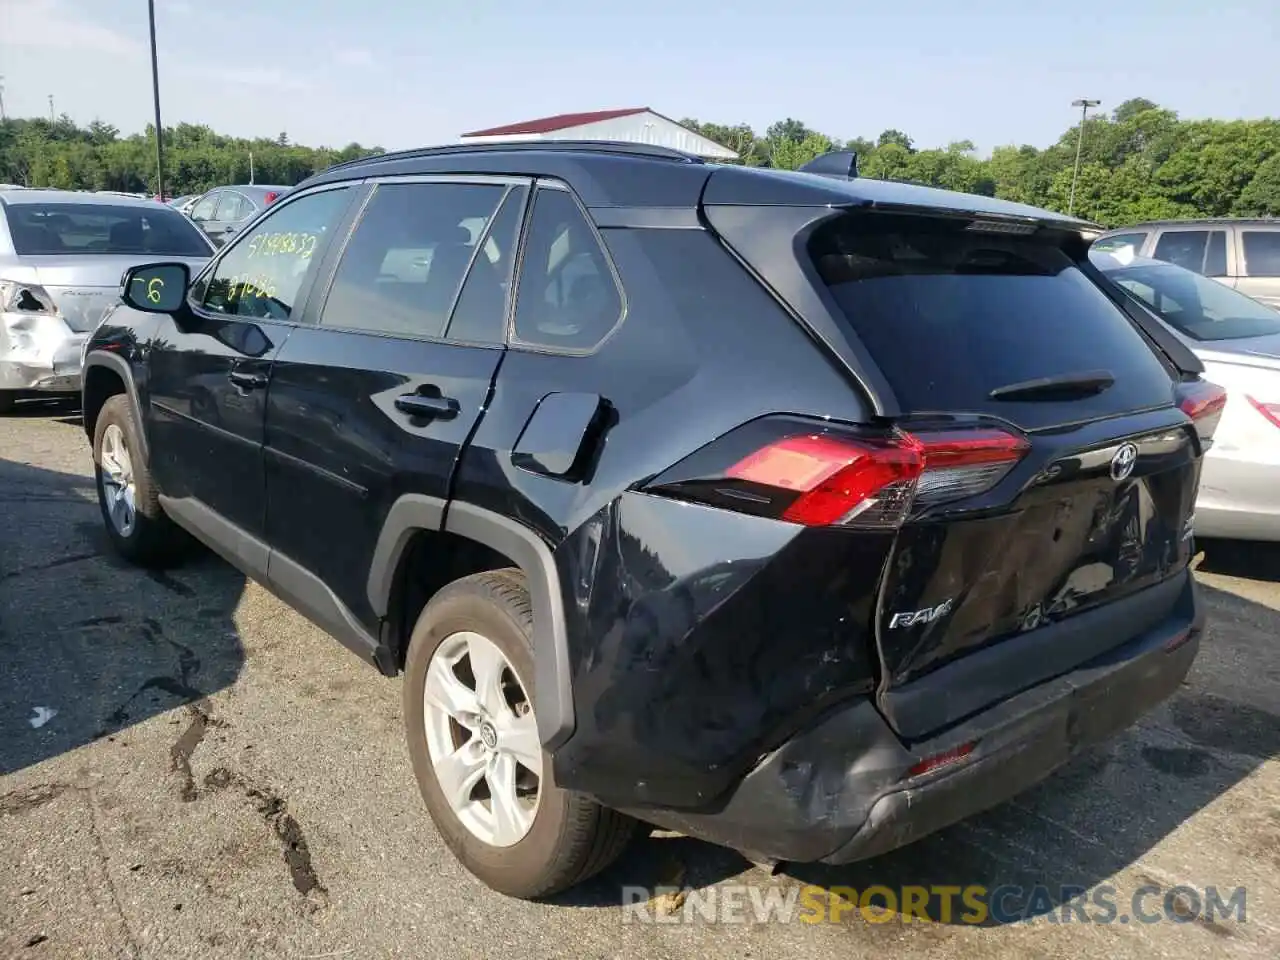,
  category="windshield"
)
[5,202,212,257]
[1102,261,1280,341]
